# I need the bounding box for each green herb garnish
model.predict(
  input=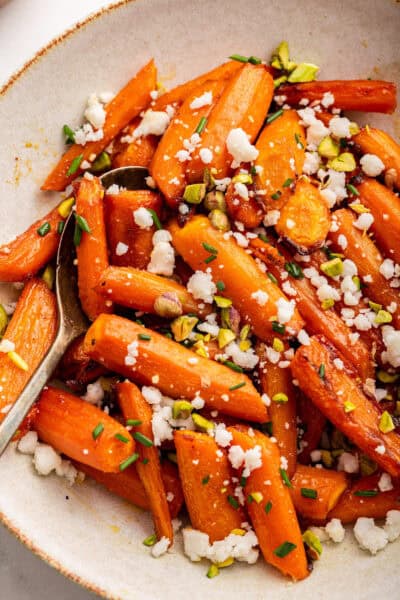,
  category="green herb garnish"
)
[274,541,296,558]
[119,452,140,471]
[92,423,104,440]
[285,261,304,279]
[66,153,83,176]
[195,116,208,135]
[301,488,318,499]
[37,222,51,237]
[266,109,284,124]
[133,432,154,447]
[229,382,246,391]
